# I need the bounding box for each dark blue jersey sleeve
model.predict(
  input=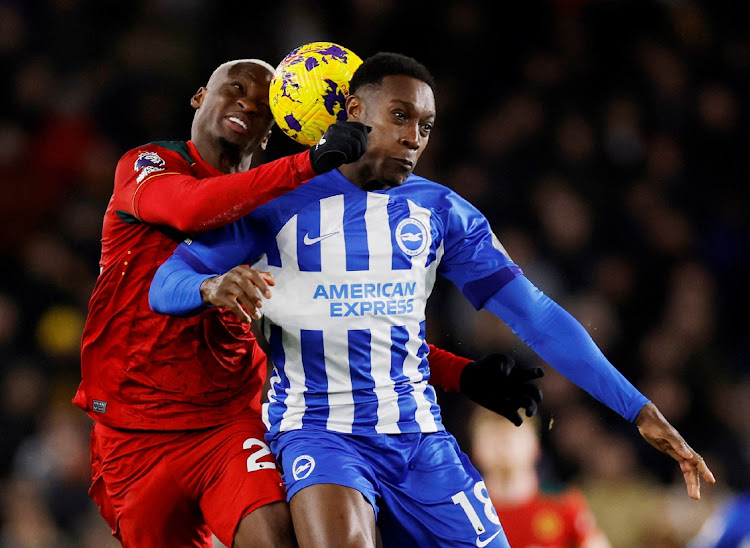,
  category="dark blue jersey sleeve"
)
[149,218,265,316]
[484,274,650,422]
[179,217,265,272]
[149,253,214,316]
